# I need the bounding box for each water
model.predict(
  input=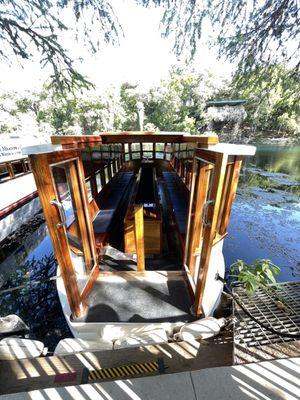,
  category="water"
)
[223,144,300,282]
[0,144,299,349]
[0,216,71,350]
